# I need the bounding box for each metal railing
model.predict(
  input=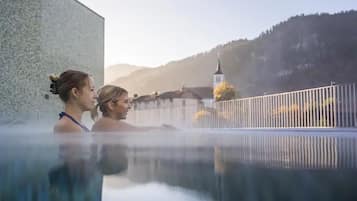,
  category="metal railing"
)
[127,83,357,128]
